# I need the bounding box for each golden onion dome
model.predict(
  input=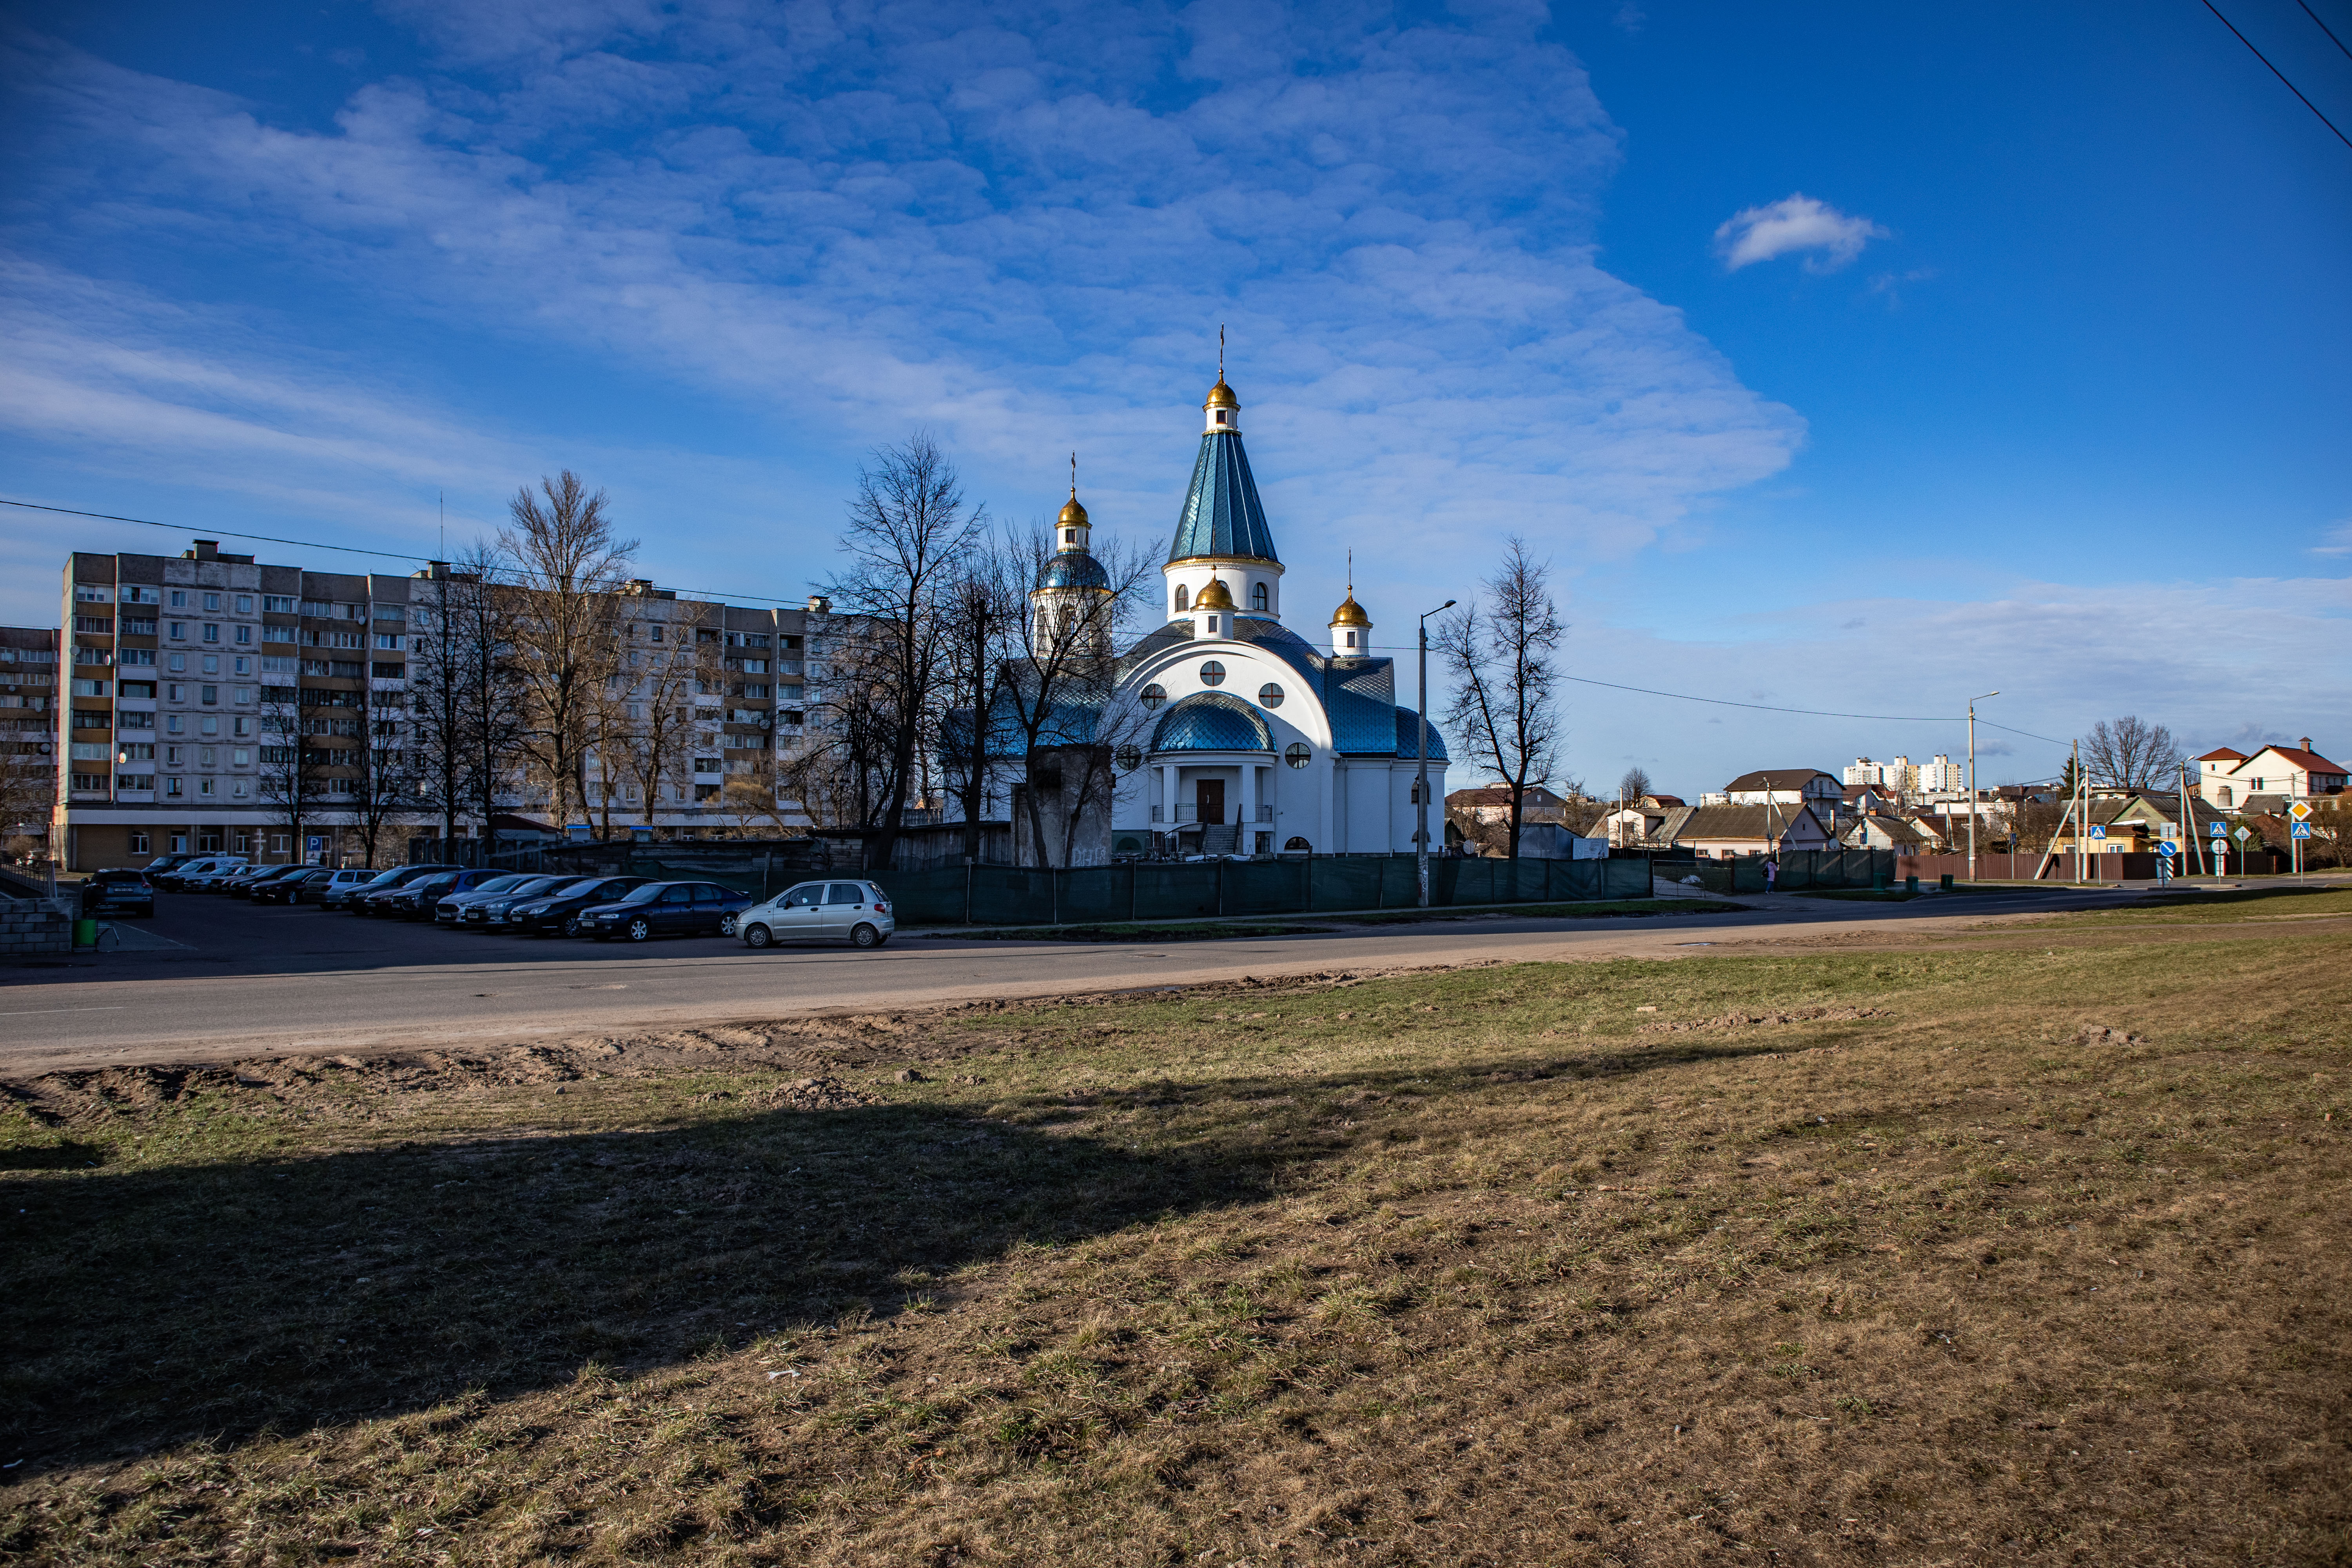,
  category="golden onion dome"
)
[1203,377,1239,411]
[1058,492,1089,528]
[1194,576,1237,610]
[1329,592,1370,627]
